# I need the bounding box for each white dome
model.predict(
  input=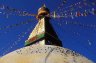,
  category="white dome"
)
[0,45,93,63]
